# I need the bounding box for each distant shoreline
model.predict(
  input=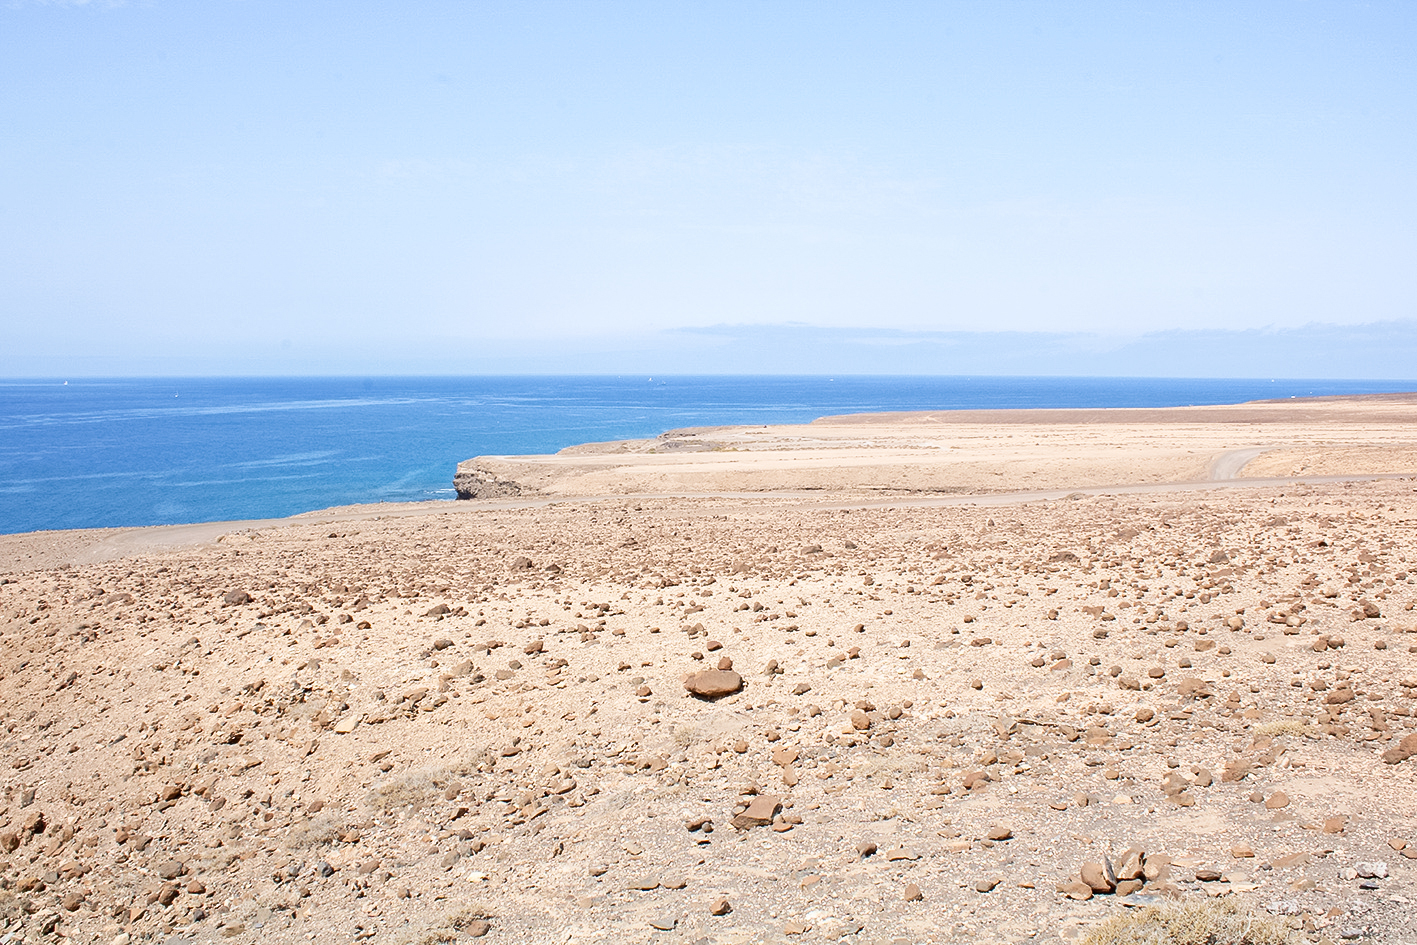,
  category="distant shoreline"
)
[7,391,1416,572]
